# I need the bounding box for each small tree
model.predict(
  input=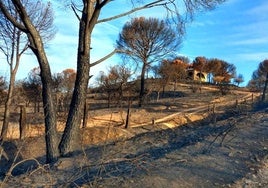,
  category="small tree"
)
[96,65,131,107]
[22,67,42,113]
[157,58,188,97]
[233,74,244,86]
[206,59,236,95]
[207,59,236,84]
[97,71,117,108]
[206,58,222,83]
[117,17,182,107]
[53,69,76,112]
